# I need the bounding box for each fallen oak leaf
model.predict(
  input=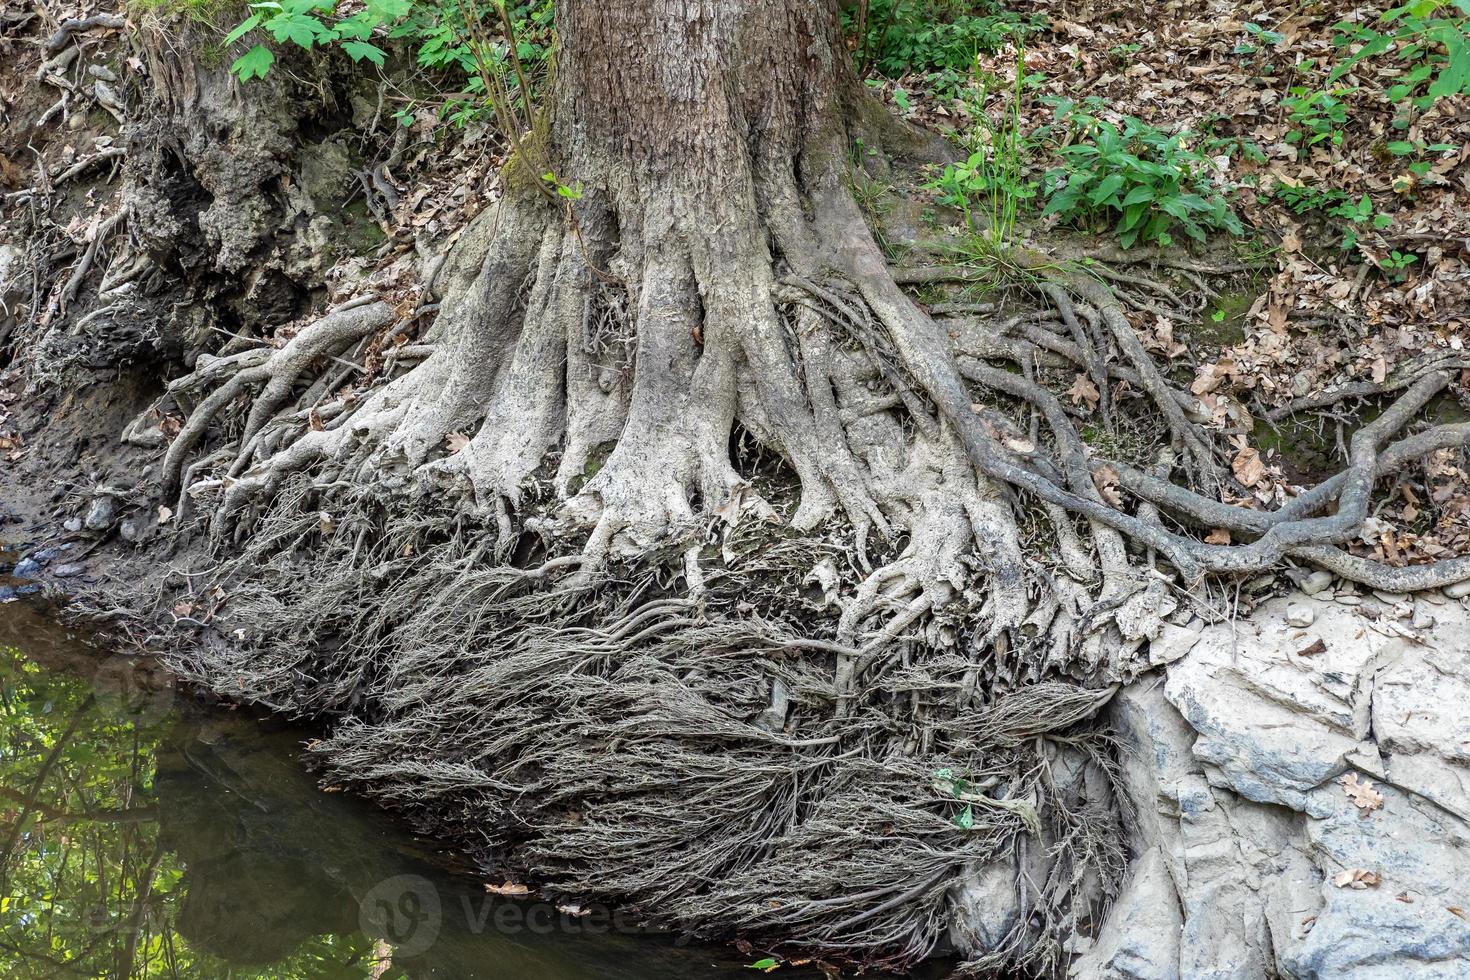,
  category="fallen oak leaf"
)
[1296,636,1328,656]
[445,431,471,454]
[1067,373,1101,410]
[1342,773,1384,814]
[1092,464,1123,507]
